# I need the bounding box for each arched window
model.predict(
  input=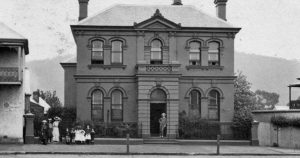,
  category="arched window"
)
[91,40,104,64]
[150,39,162,64]
[111,90,123,121]
[150,89,167,102]
[91,90,104,121]
[189,41,201,65]
[111,40,123,64]
[208,42,220,66]
[208,90,220,120]
[189,90,201,117]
